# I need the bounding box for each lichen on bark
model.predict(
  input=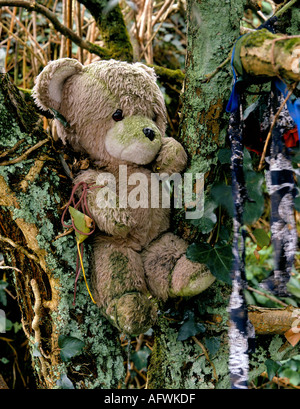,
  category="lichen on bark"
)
[0,74,125,389]
[147,0,300,389]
